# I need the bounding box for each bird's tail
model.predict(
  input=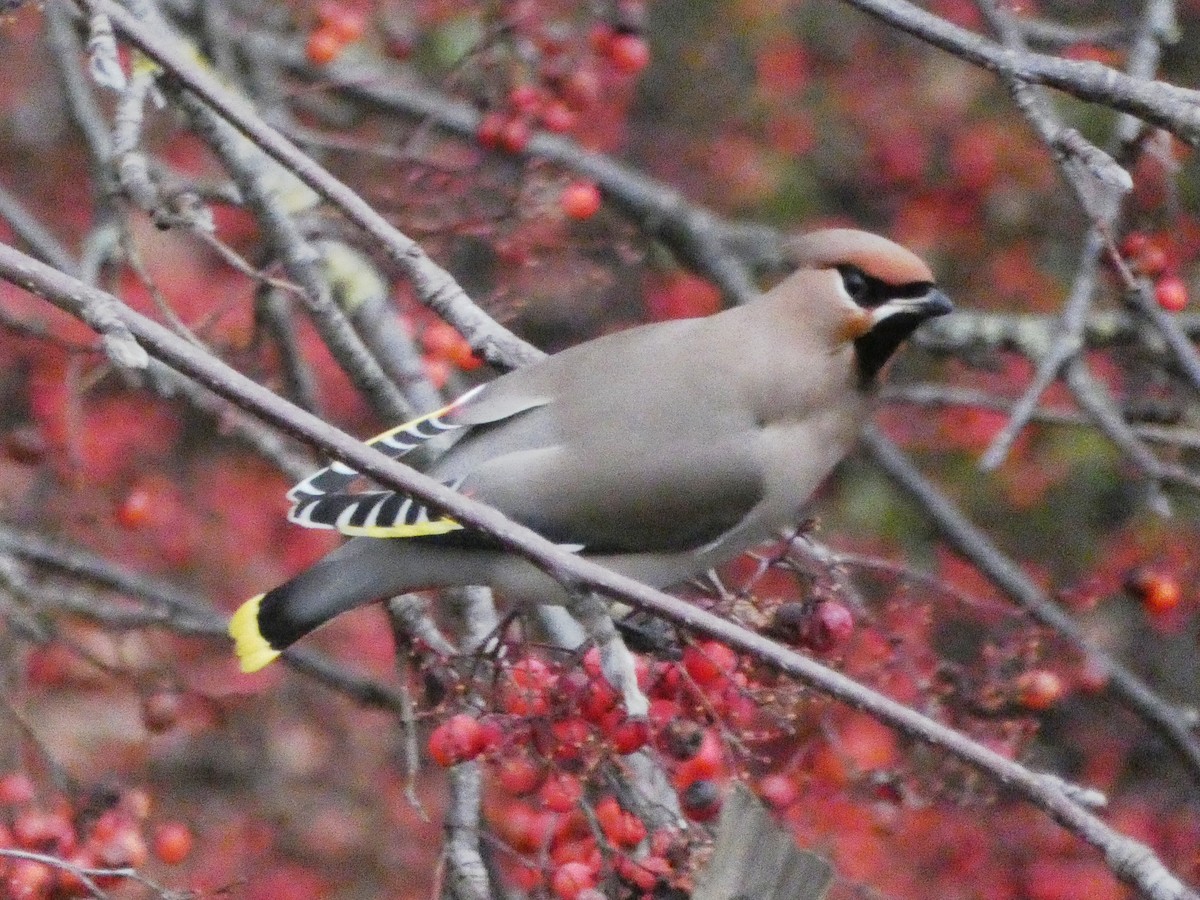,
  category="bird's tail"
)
[228,538,498,672]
